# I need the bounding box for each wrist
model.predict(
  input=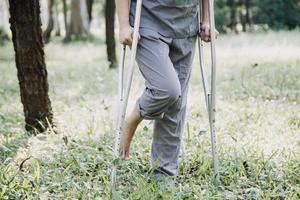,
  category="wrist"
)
[119,21,131,30]
[201,20,209,26]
